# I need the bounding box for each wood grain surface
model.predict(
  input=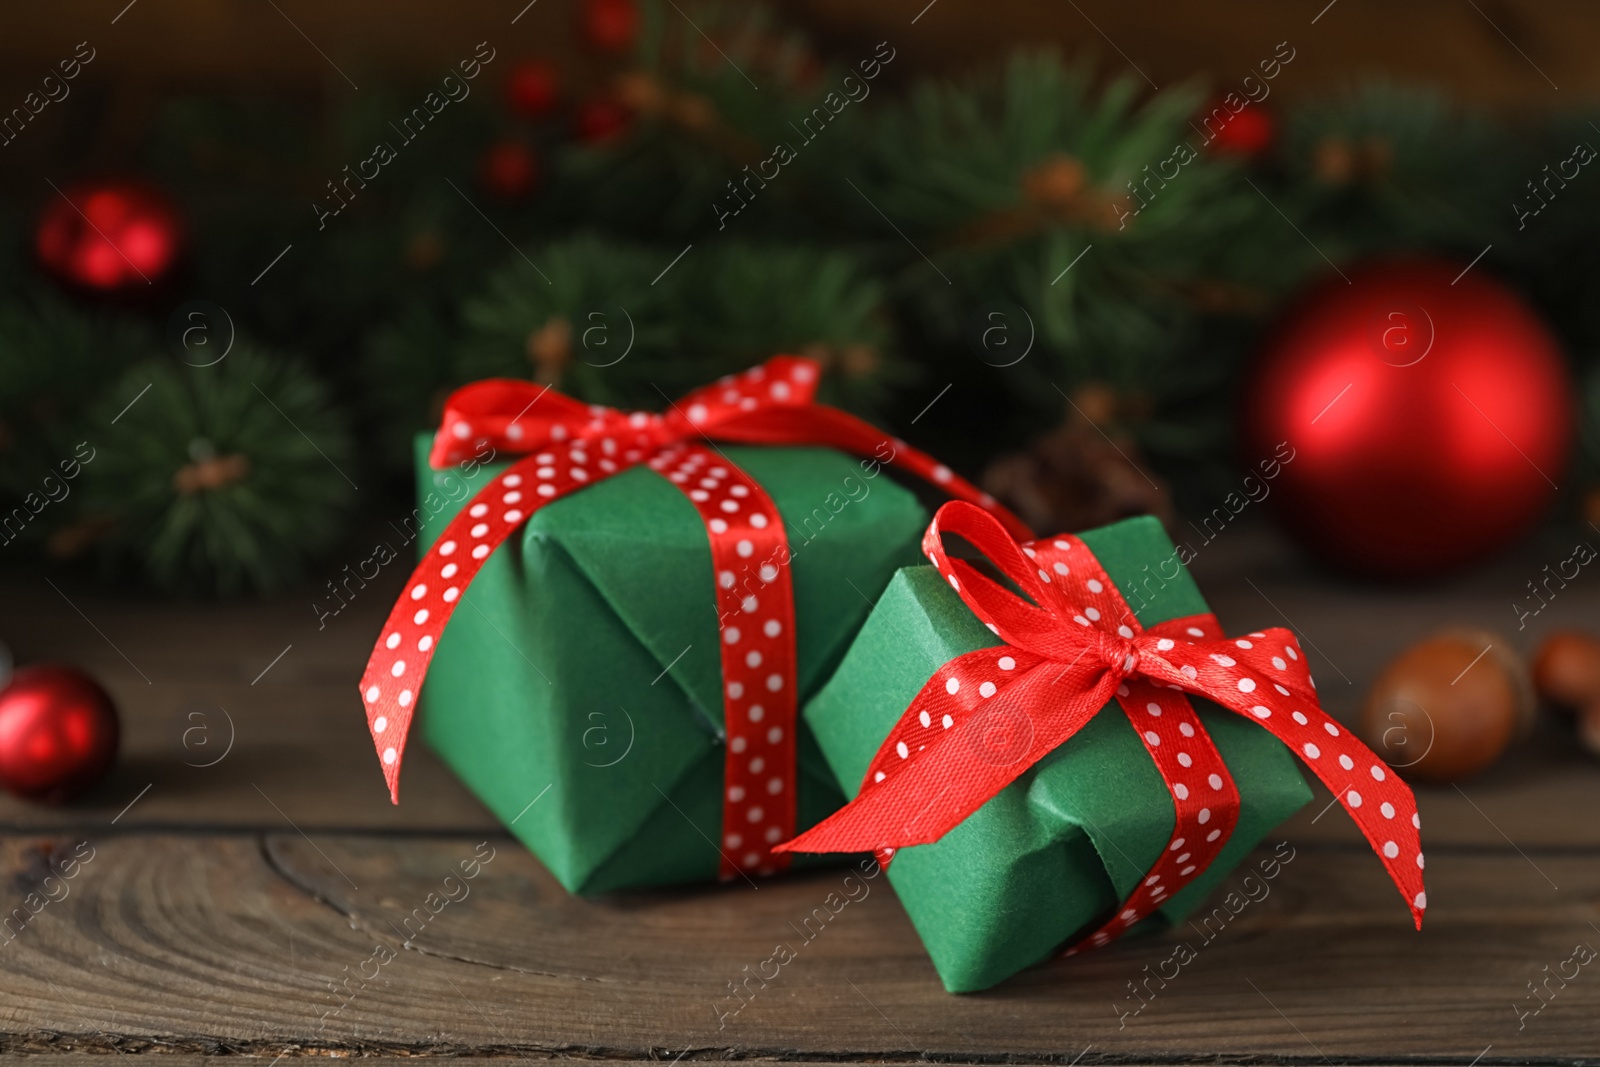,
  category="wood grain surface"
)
[0,831,1594,1059]
[3,519,1594,849]
[0,516,1597,1061]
